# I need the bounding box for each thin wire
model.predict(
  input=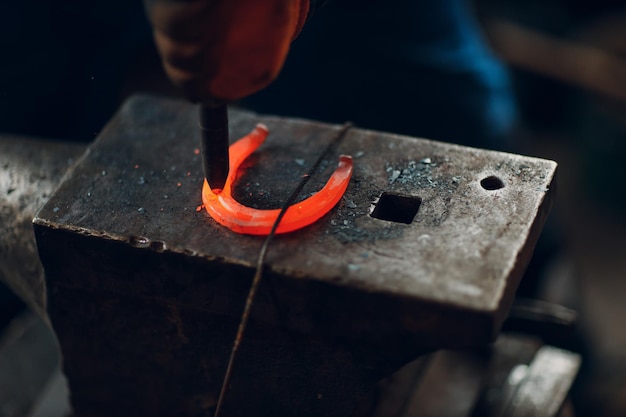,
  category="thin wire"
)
[213,122,353,417]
